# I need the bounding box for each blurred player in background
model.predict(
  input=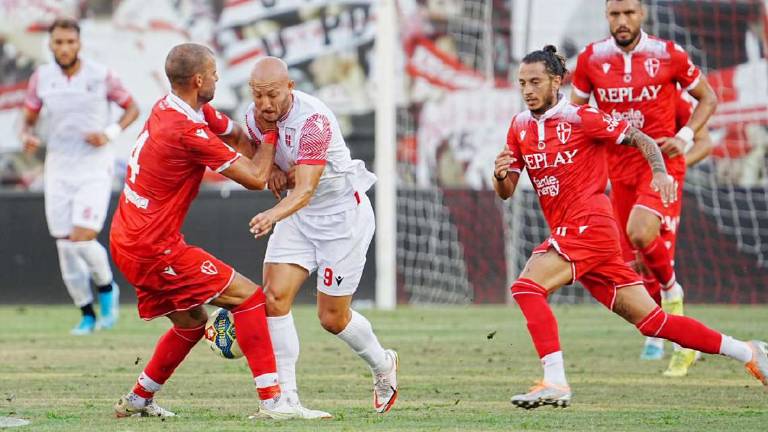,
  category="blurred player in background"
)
[245,57,399,414]
[495,45,767,409]
[109,44,326,420]
[570,0,718,376]
[20,18,139,335]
